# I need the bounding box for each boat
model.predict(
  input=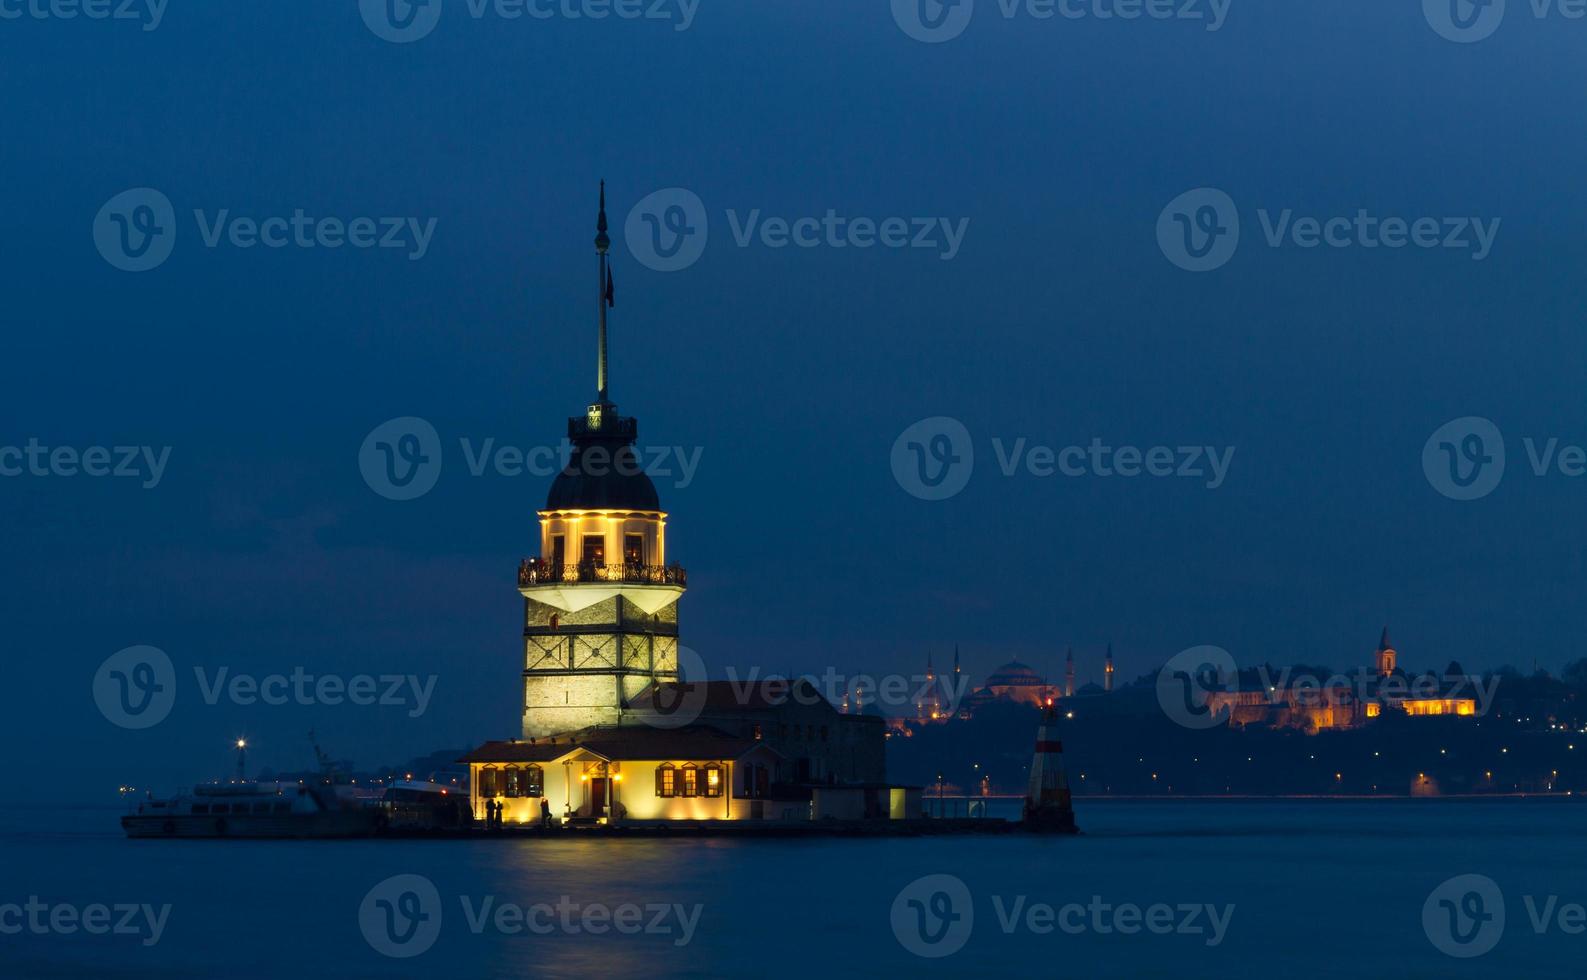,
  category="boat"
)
[121,781,385,839]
